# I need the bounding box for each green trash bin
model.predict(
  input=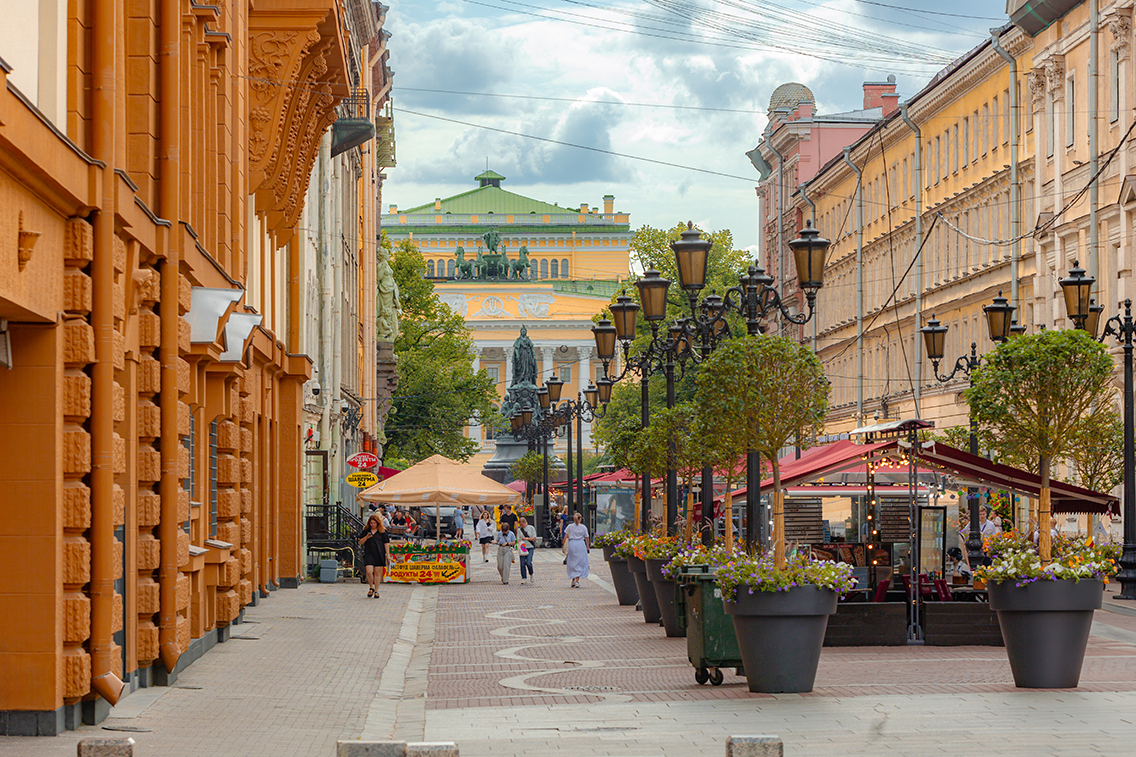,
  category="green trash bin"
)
[676,565,744,686]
